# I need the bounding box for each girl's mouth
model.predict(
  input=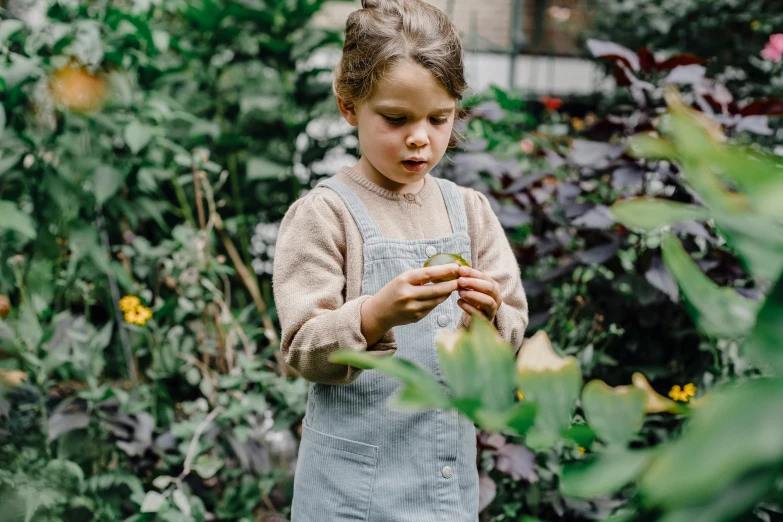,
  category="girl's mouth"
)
[402,160,427,172]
